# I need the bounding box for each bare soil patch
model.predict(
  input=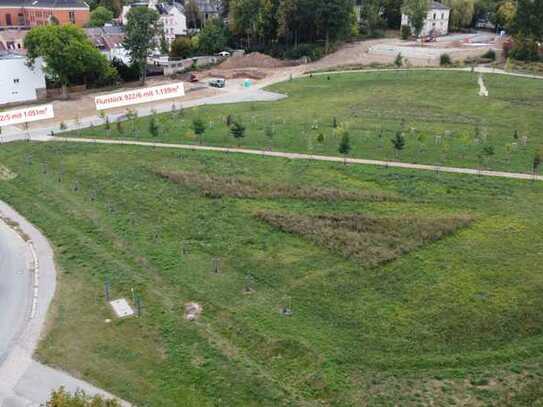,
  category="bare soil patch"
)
[203,68,268,80]
[219,52,299,69]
